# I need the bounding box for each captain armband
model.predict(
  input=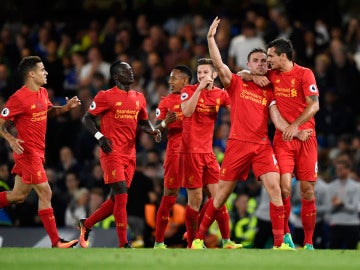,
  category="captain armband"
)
[269,100,276,108]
